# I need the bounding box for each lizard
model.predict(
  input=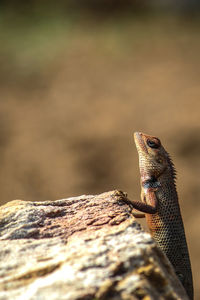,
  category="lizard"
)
[129,131,193,299]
